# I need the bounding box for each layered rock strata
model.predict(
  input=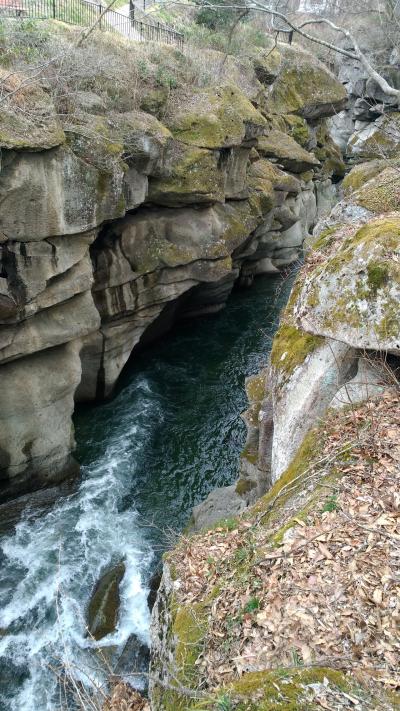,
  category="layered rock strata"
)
[0,34,346,501]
